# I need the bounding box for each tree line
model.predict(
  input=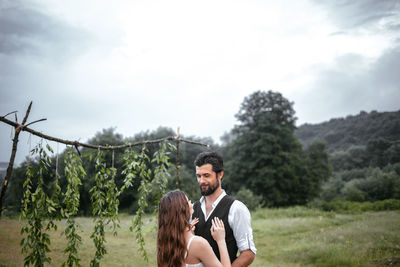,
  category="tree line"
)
[295,109,400,203]
[3,90,399,215]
